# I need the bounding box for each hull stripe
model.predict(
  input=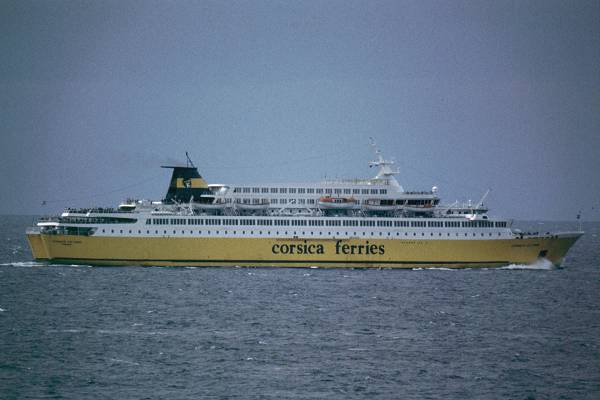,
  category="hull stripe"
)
[48,258,509,265]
